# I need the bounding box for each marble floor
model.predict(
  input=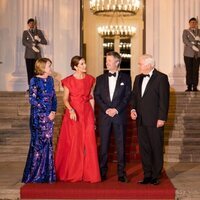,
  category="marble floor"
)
[165,162,200,200]
[0,161,200,200]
